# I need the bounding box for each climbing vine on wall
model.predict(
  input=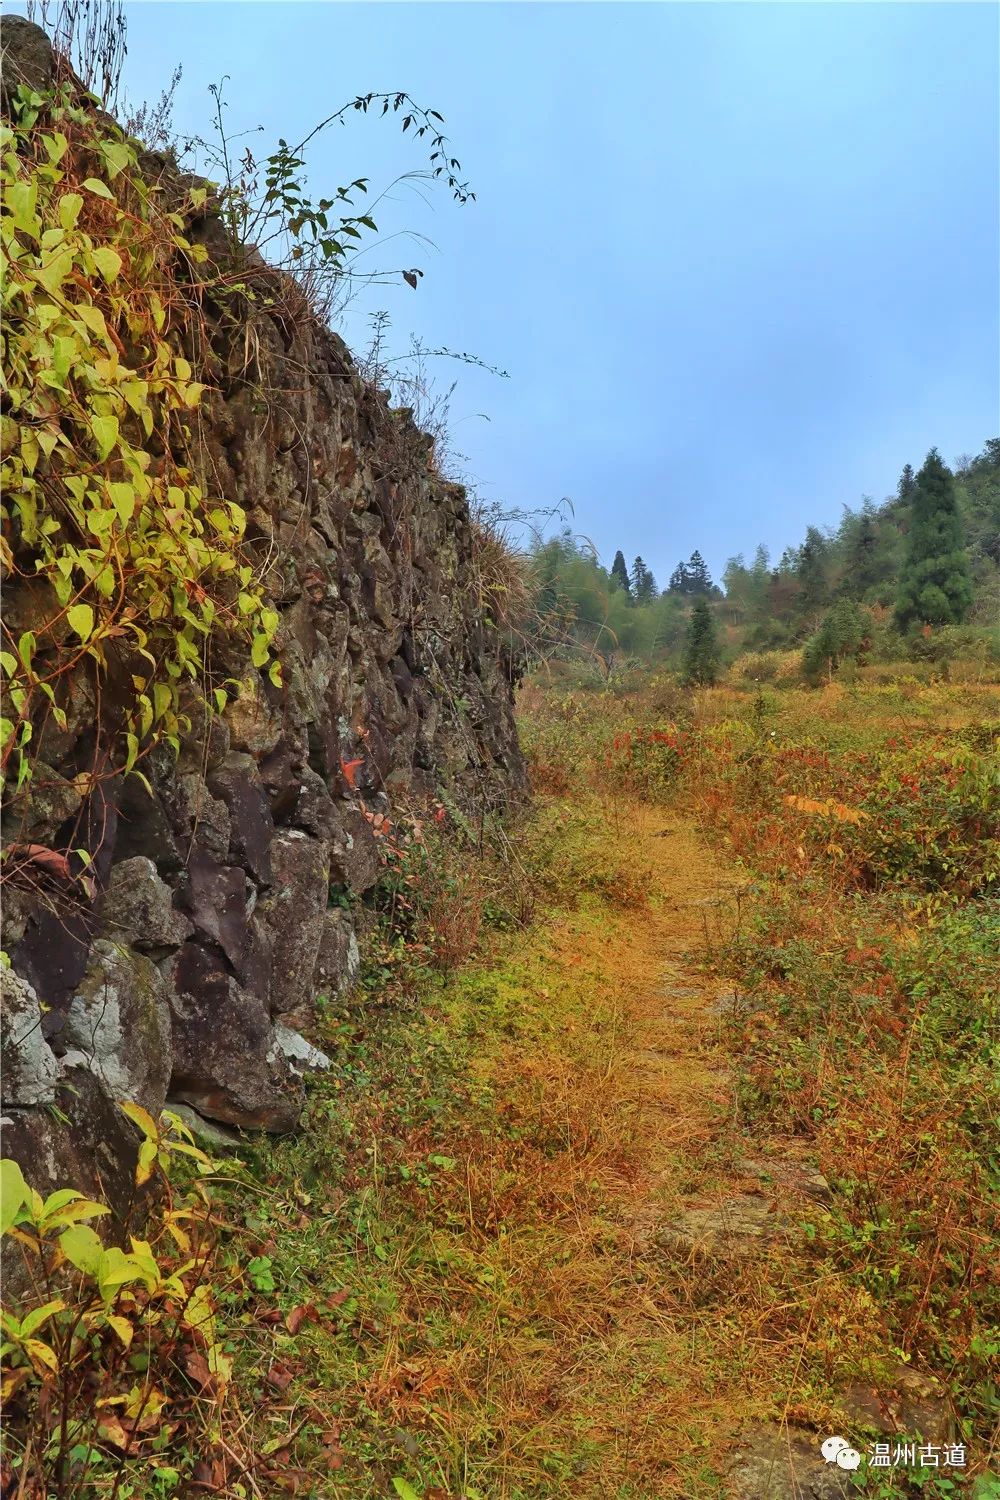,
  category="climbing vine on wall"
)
[0,79,279,798]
